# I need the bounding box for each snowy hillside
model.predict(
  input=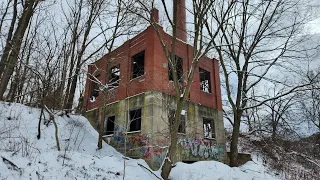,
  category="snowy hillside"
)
[0,102,159,179]
[0,102,279,180]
